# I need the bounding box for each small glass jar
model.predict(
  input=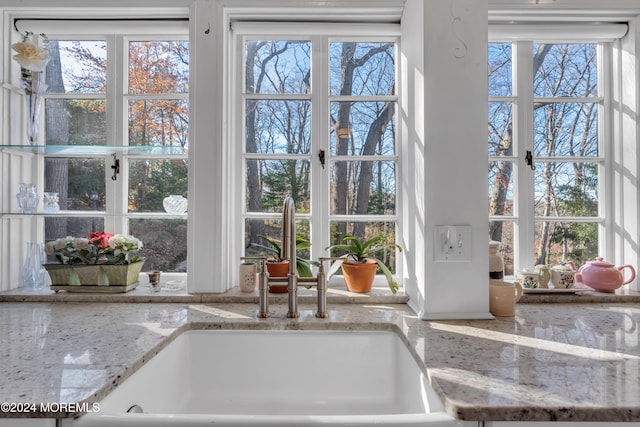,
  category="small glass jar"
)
[43,192,60,213]
[489,240,504,279]
[148,271,161,293]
